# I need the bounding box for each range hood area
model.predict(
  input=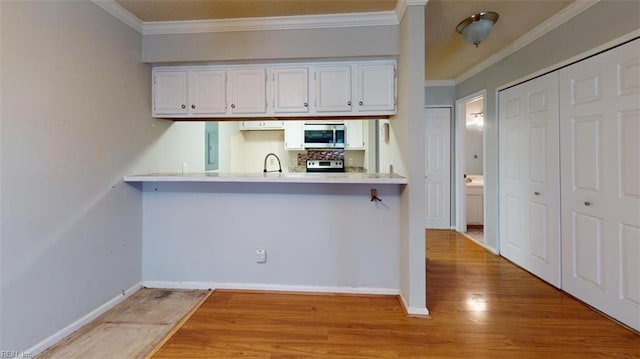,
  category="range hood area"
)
[215,120,375,174]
